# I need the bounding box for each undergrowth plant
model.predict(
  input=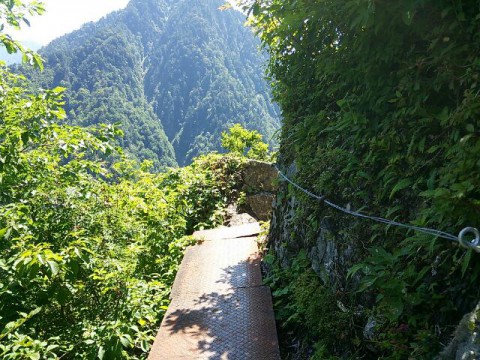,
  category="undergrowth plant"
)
[0,12,245,356]
[264,250,352,360]
[221,123,273,162]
